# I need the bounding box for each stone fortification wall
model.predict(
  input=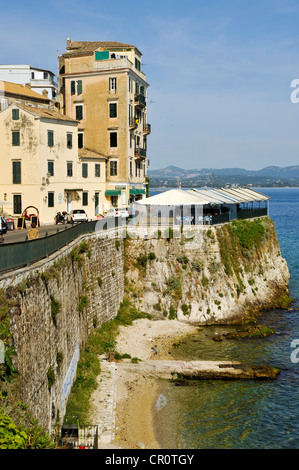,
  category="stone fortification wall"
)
[125,217,290,324]
[0,229,124,431]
